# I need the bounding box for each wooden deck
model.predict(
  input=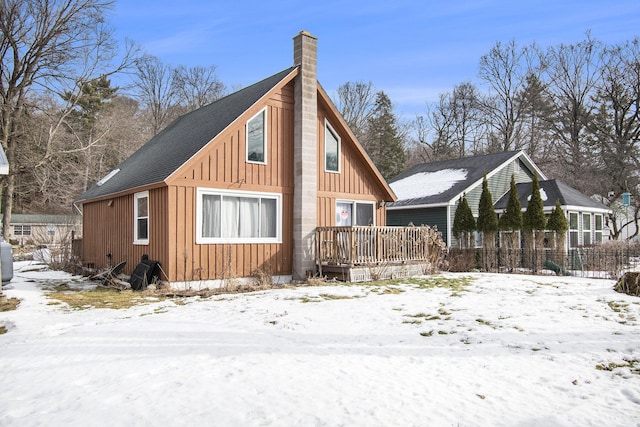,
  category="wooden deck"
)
[315,226,442,282]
